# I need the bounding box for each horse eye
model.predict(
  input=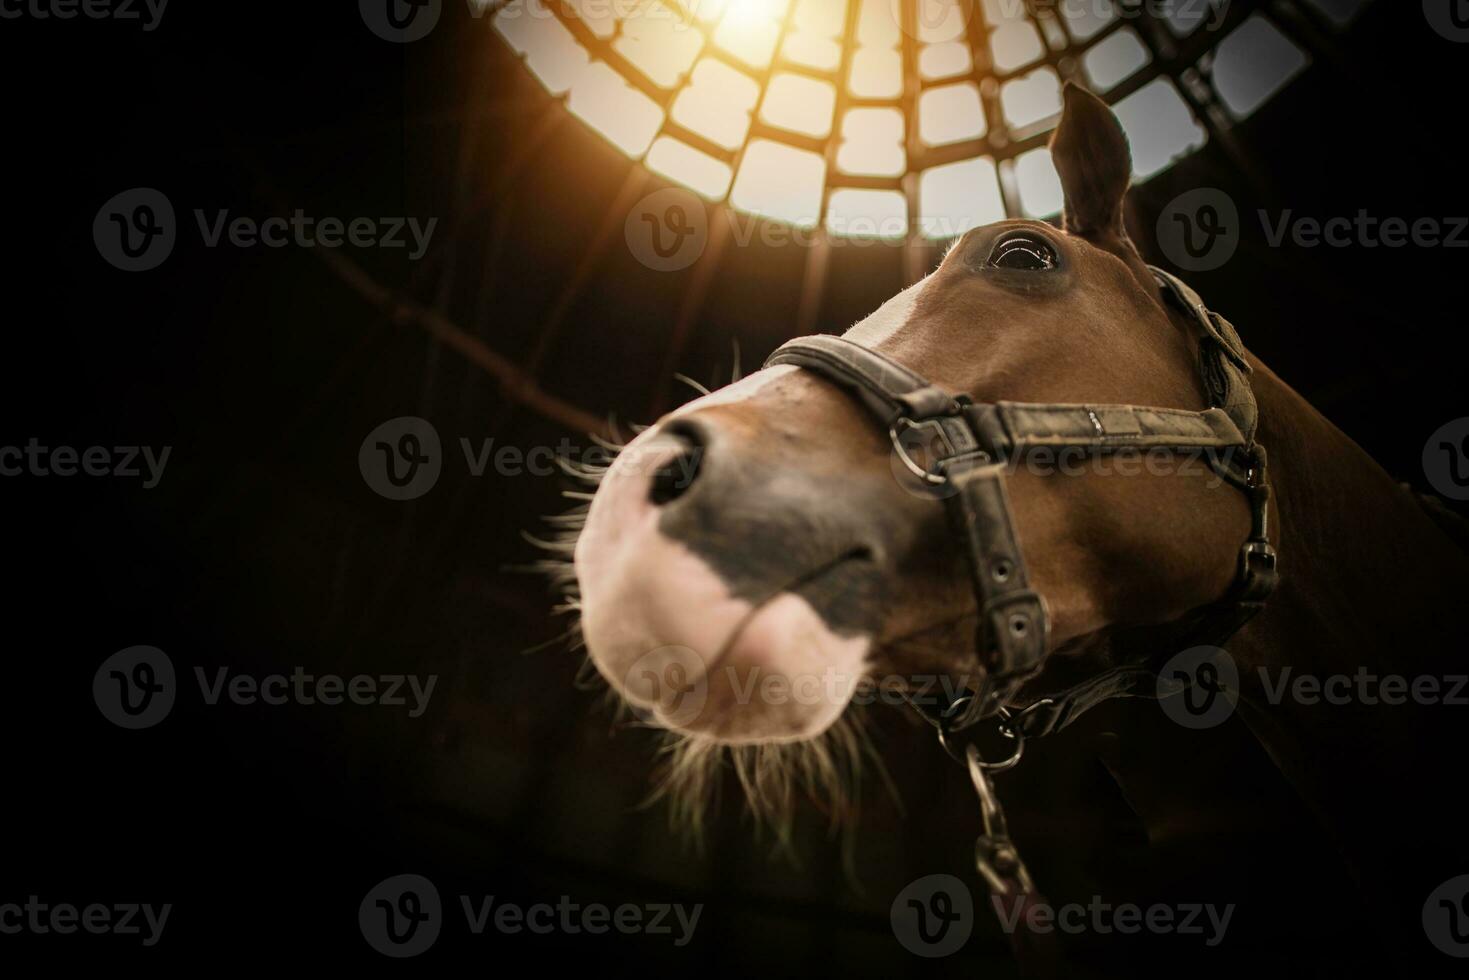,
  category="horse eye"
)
[989,235,1057,271]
